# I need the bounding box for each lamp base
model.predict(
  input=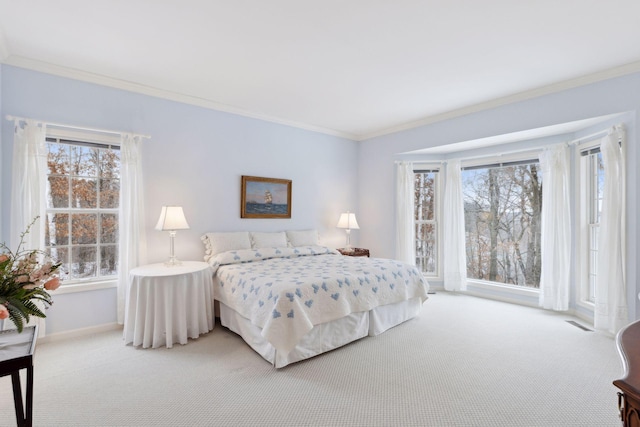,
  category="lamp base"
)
[165,232,182,267]
[164,257,182,267]
[343,229,353,253]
